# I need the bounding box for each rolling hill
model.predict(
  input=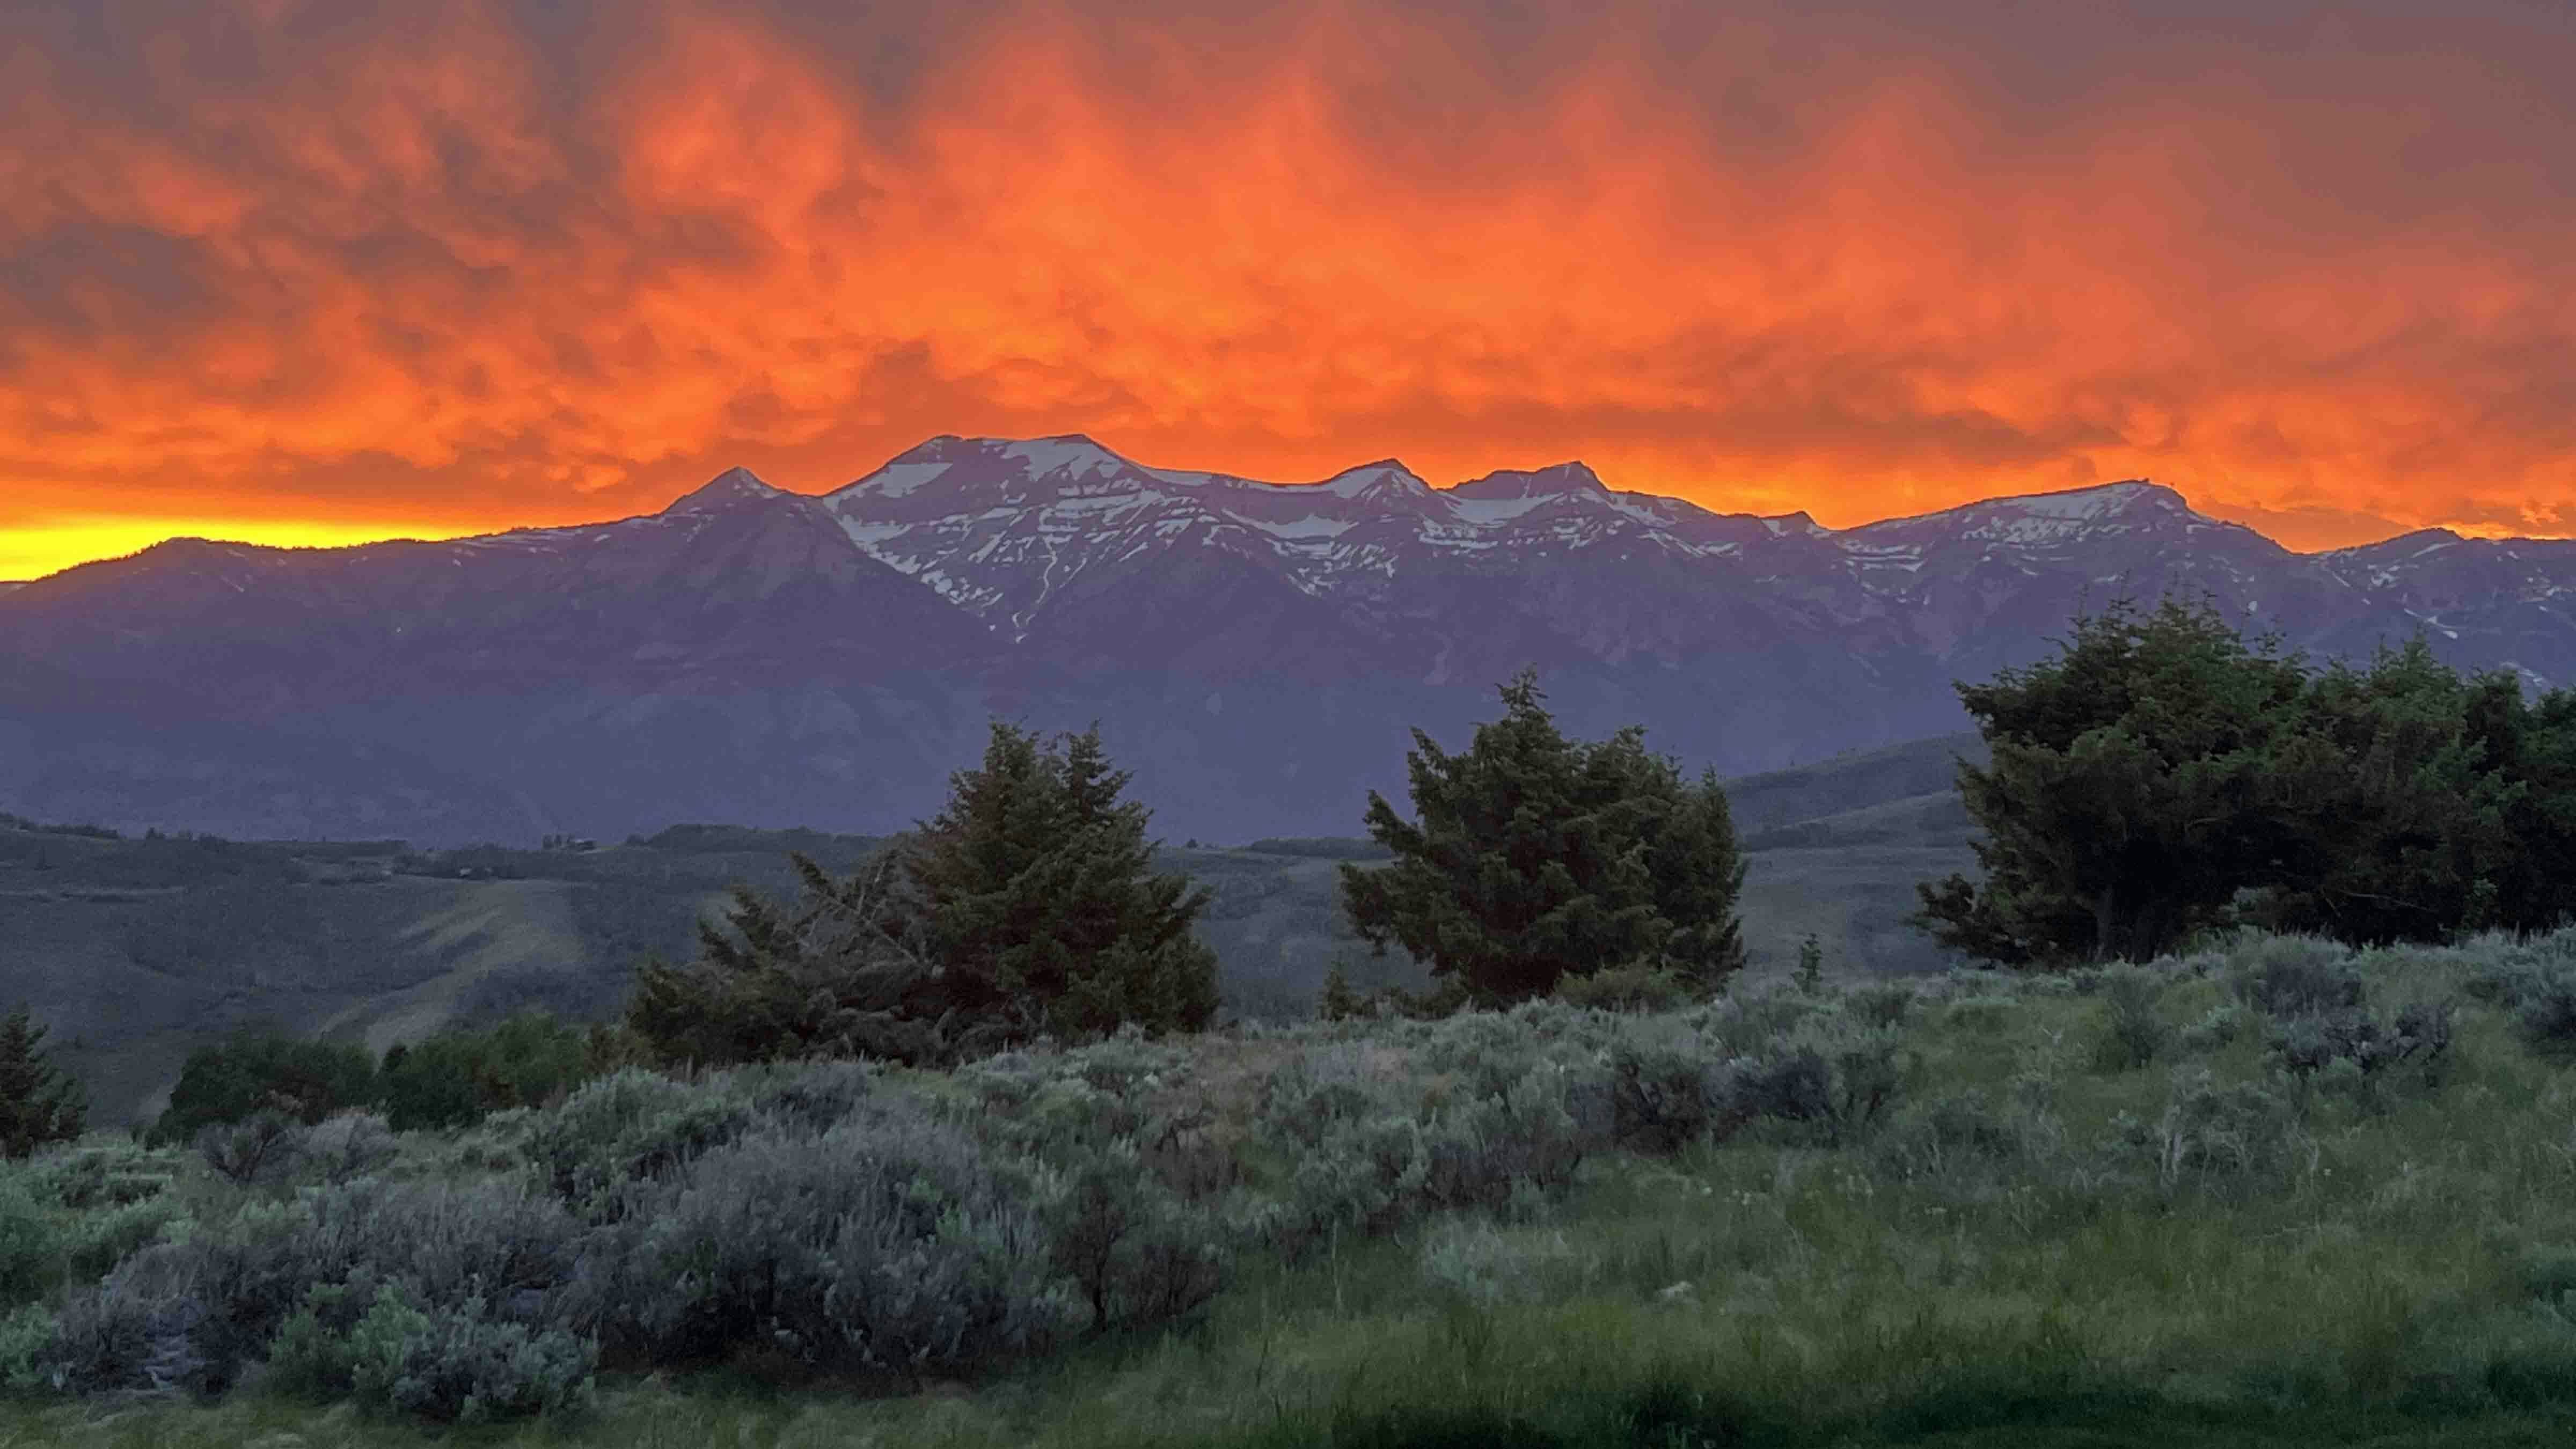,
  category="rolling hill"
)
[0,735,1980,1126]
